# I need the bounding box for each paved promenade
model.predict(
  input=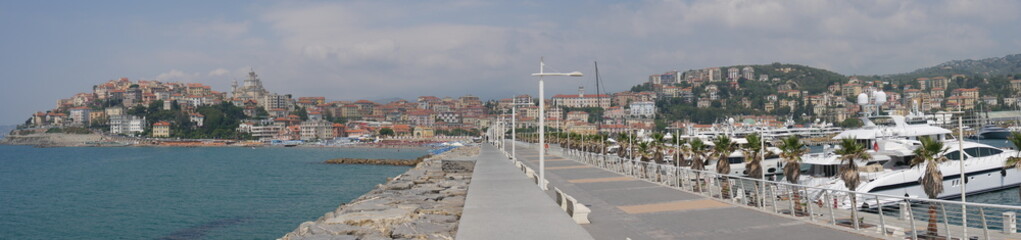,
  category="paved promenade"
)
[508,141,876,240]
[456,144,594,240]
